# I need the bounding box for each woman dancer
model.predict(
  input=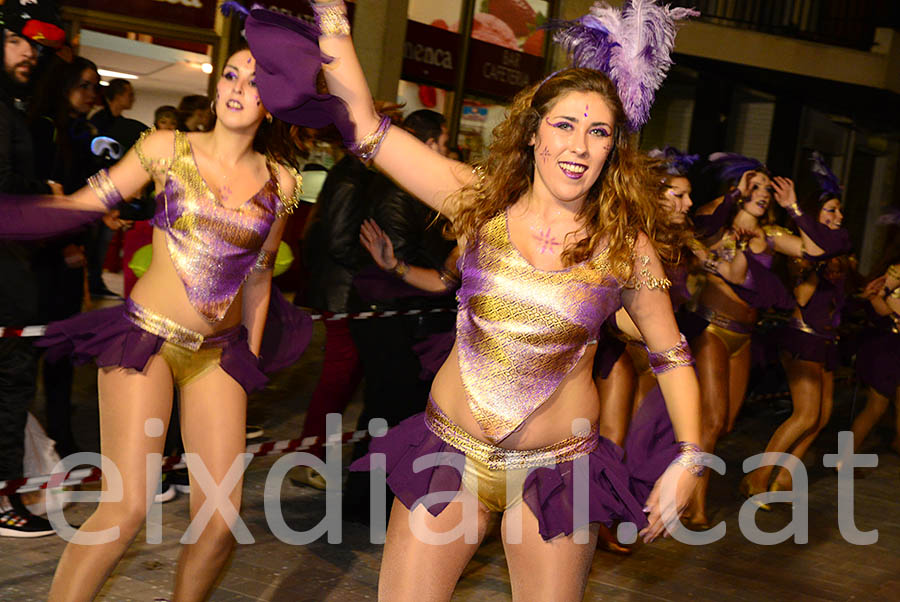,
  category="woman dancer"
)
[686,154,796,525]
[282,1,704,599]
[850,261,900,457]
[594,147,701,446]
[741,154,853,499]
[2,45,306,601]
